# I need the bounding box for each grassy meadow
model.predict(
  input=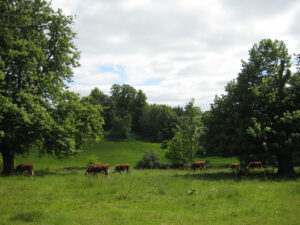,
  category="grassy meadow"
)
[0,139,300,225]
